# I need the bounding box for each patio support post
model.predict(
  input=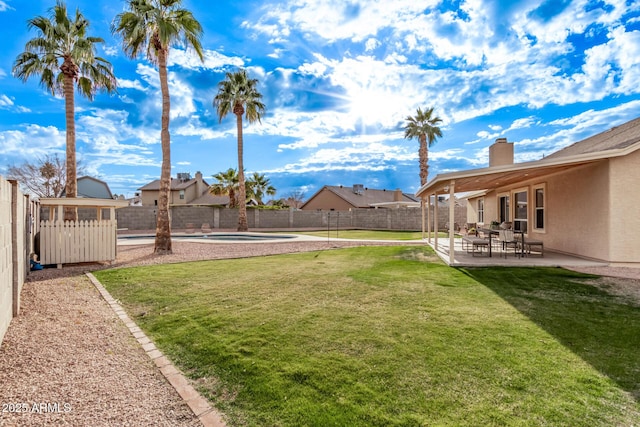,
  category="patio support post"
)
[427,194,431,244]
[449,180,455,265]
[434,192,438,251]
[421,196,425,240]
